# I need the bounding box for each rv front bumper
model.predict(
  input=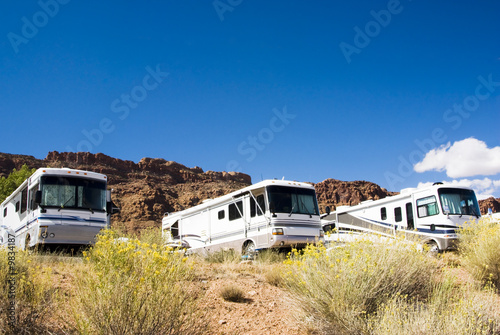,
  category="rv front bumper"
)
[38,225,103,245]
[269,234,323,248]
